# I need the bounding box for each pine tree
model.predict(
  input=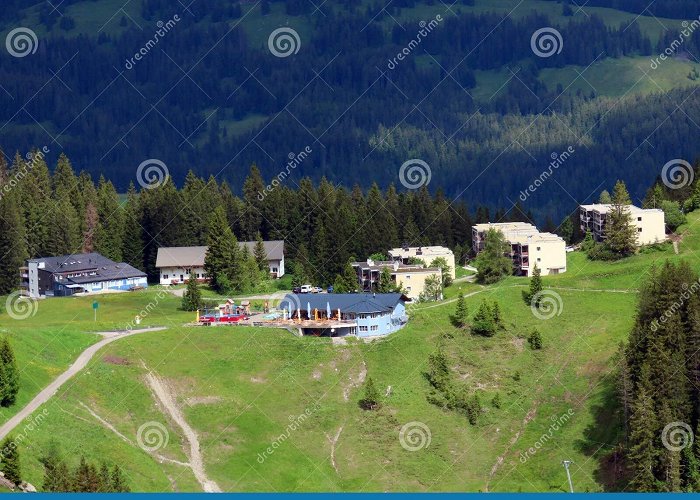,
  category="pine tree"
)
[430,257,453,287]
[342,261,359,292]
[204,207,241,293]
[181,277,203,311]
[377,267,396,293]
[359,377,381,410]
[527,329,543,350]
[0,436,21,485]
[491,392,501,409]
[0,183,27,294]
[40,443,66,492]
[492,300,503,327]
[0,337,19,407]
[452,292,468,328]
[427,348,451,394]
[605,180,637,258]
[471,300,496,337]
[627,365,659,492]
[475,228,512,284]
[522,265,543,306]
[121,183,144,269]
[466,394,481,425]
[253,232,267,272]
[111,465,129,492]
[98,463,112,492]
